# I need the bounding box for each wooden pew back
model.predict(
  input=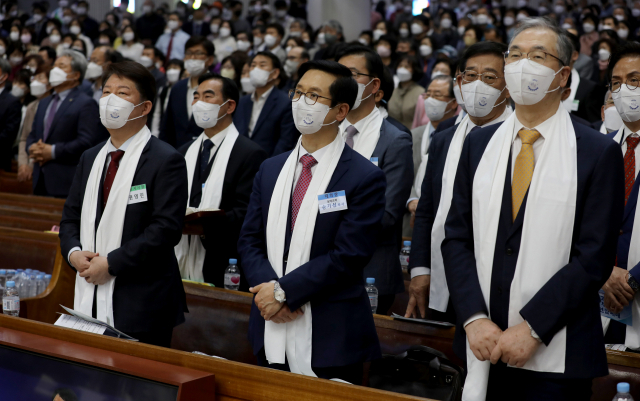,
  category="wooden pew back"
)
[0,193,65,214]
